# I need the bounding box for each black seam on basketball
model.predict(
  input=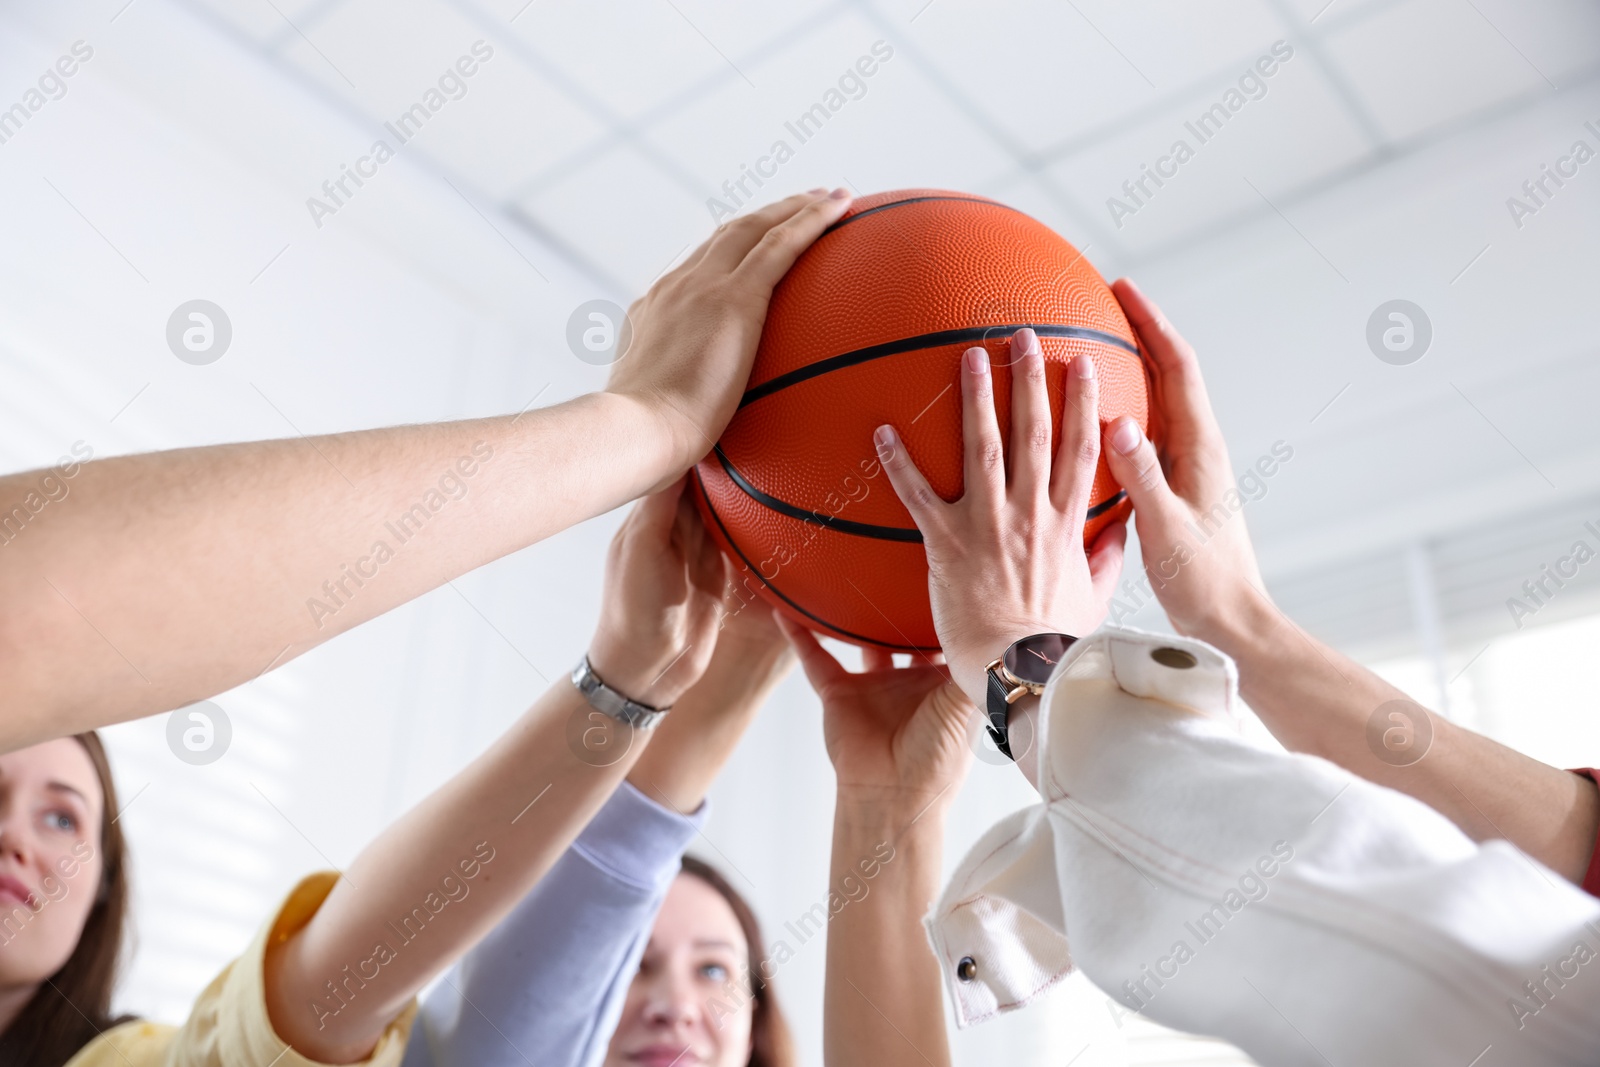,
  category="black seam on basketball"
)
[820,194,1014,236]
[714,447,923,543]
[692,467,937,653]
[723,447,1126,531]
[1087,490,1126,520]
[740,324,1139,408]
[717,446,1124,528]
